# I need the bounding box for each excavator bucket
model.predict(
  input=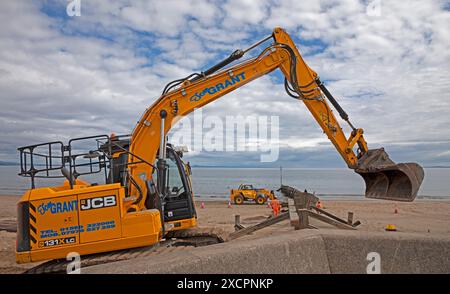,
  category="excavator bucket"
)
[355,148,424,202]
